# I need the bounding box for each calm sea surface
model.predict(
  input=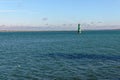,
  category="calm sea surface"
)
[0,30,120,80]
